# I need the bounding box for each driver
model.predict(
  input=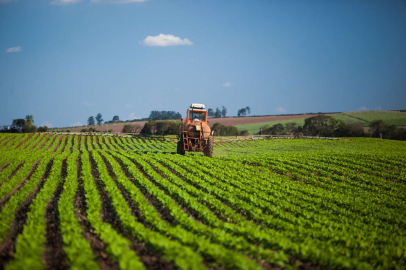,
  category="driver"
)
[193,116,200,122]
